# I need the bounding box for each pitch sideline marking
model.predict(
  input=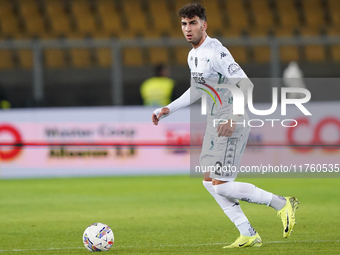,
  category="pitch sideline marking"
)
[0,240,339,252]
